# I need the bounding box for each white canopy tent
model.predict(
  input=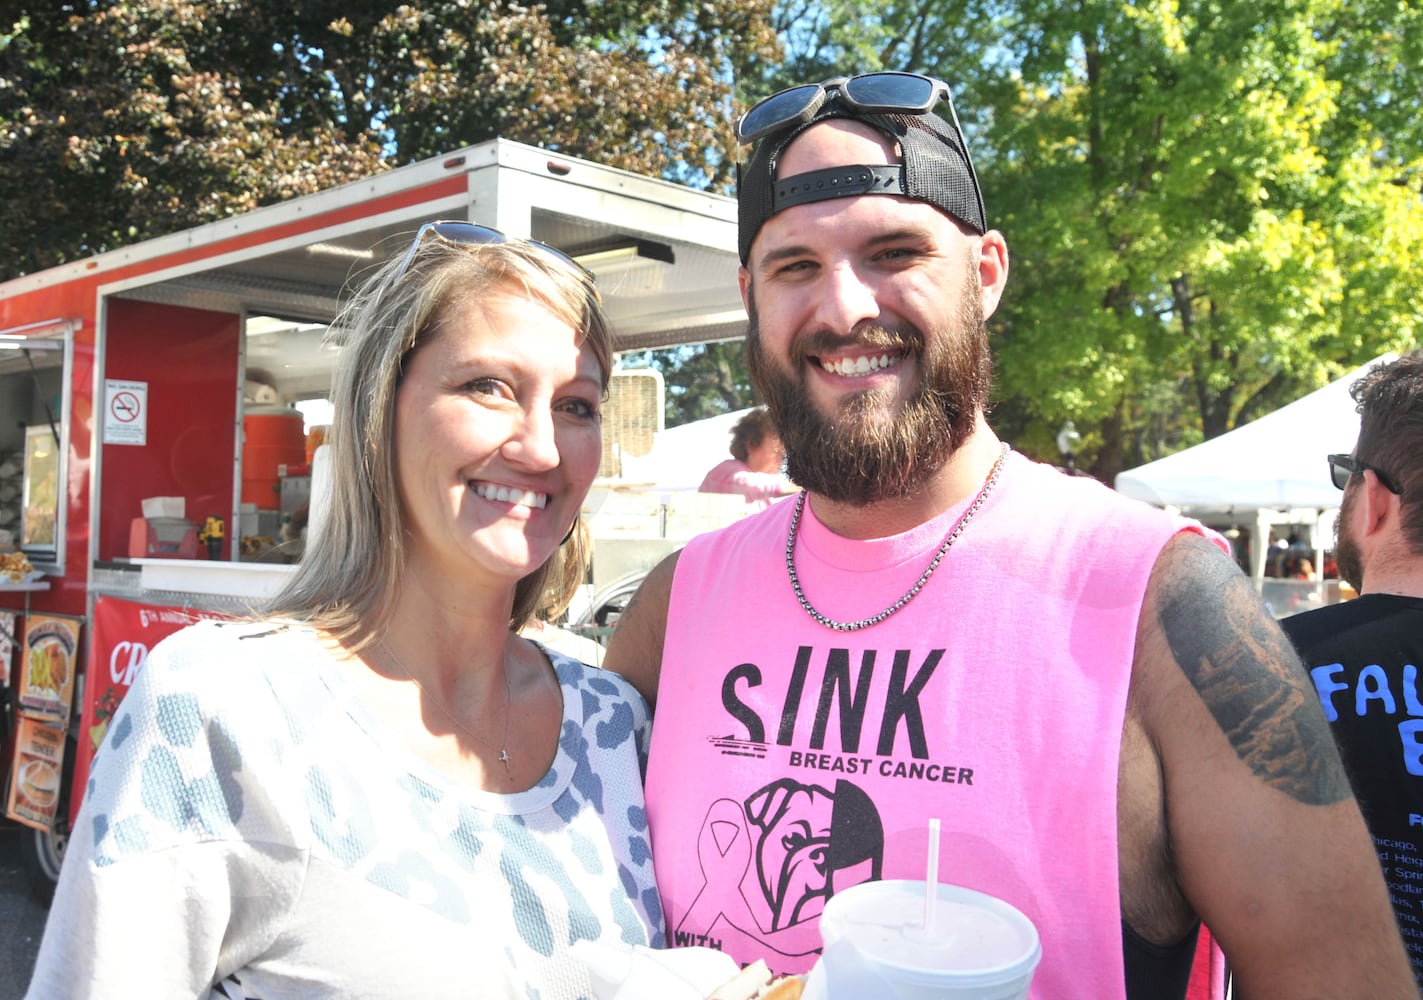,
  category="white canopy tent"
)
[1114,353,1398,587]
[1115,354,1397,511]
